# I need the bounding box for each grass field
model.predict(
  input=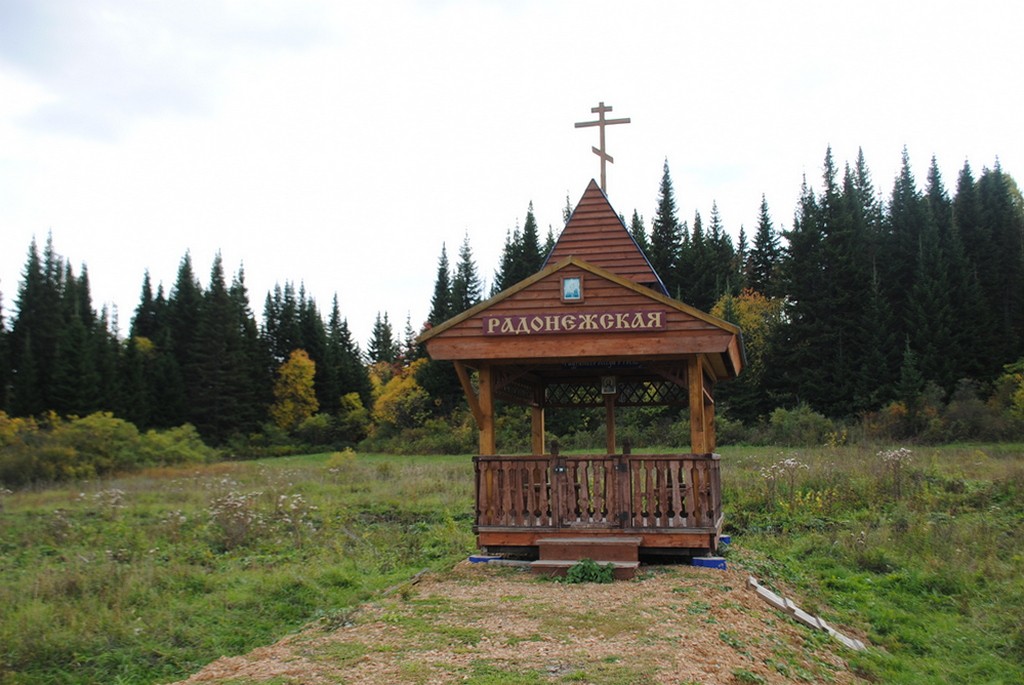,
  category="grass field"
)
[0,451,477,684]
[1,444,1022,684]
